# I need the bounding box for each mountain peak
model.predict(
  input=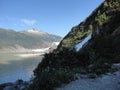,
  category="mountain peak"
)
[21,28,47,35]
